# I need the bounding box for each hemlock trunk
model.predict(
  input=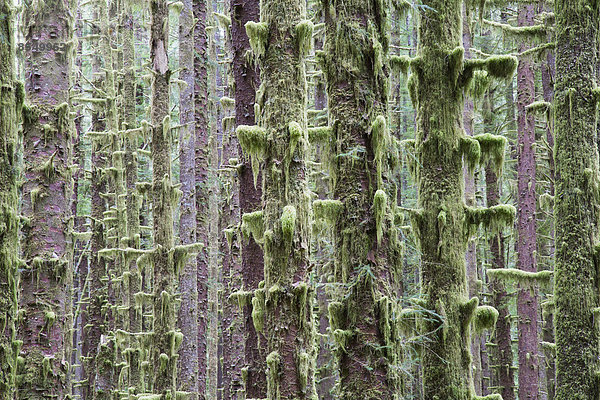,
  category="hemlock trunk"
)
[18,0,74,396]
[554,1,600,399]
[321,0,403,398]
[0,0,20,395]
[236,0,316,397]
